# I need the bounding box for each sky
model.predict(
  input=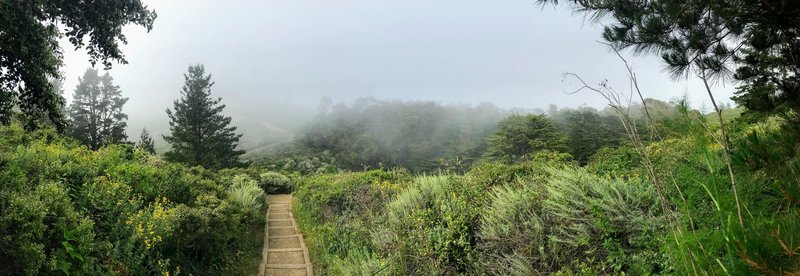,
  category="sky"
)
[60,0,737,145]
